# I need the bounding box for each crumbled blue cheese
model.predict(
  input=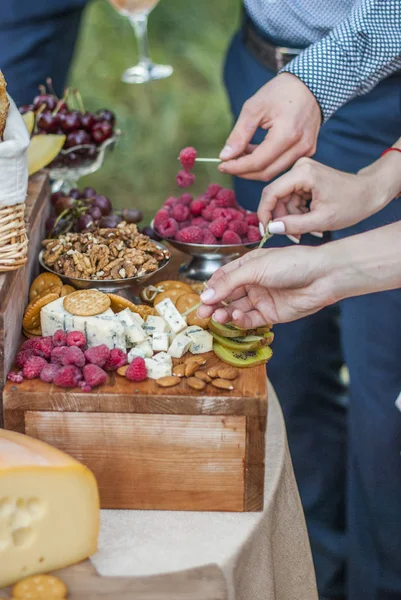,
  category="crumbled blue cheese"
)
[142,315,169,335]
[152,332,169,352]
[187,330,213,354]
[152,352,172,366]
[117,308,147,346]
[155,298,187,334]
[144,358,172,379]
[168,333,192,359]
